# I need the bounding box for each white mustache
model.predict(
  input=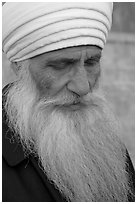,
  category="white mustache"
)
[40,91,105,108]
[41,94,89,107]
